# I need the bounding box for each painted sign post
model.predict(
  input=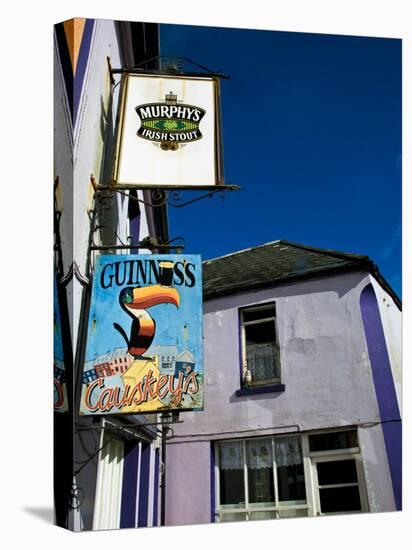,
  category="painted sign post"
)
[113,73,223,187]
[80,254,203,415]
